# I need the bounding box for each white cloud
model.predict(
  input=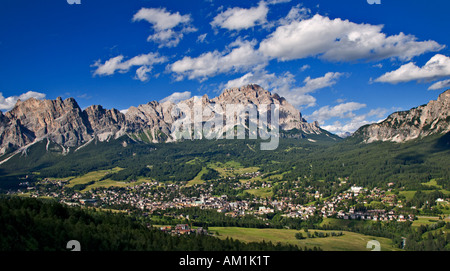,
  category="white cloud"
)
[133,7,191,30]
[170,39,267,81]
[211,1,269,31]
[276,4,311,26]
[375,54,450,84]
[0,91,46,111]
[307,102,367,124]
[160,91,192,104]
[266,0,292,4]
[299,64,310,72]
[133,7,196,47]
[134,65,153,82]
[428,79,450,90]
[297,72,346,94]
[147,29,181,48]
[225,67,294,90]
[308,104,389,135]
[197,33,208,43]
[279,72,346,108]
[366,108,389,119]
[92,52,167,81]
[278,90,317,109]
[259,14,443,62]
[373,63,383,68]
[167,11,442,85]
[322,118,371,136]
